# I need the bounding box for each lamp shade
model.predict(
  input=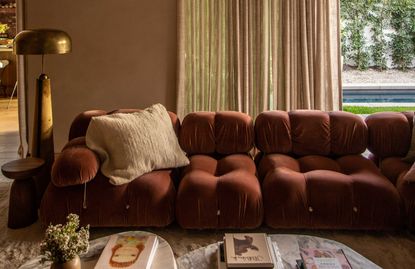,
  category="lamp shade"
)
[13,29,71,55]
